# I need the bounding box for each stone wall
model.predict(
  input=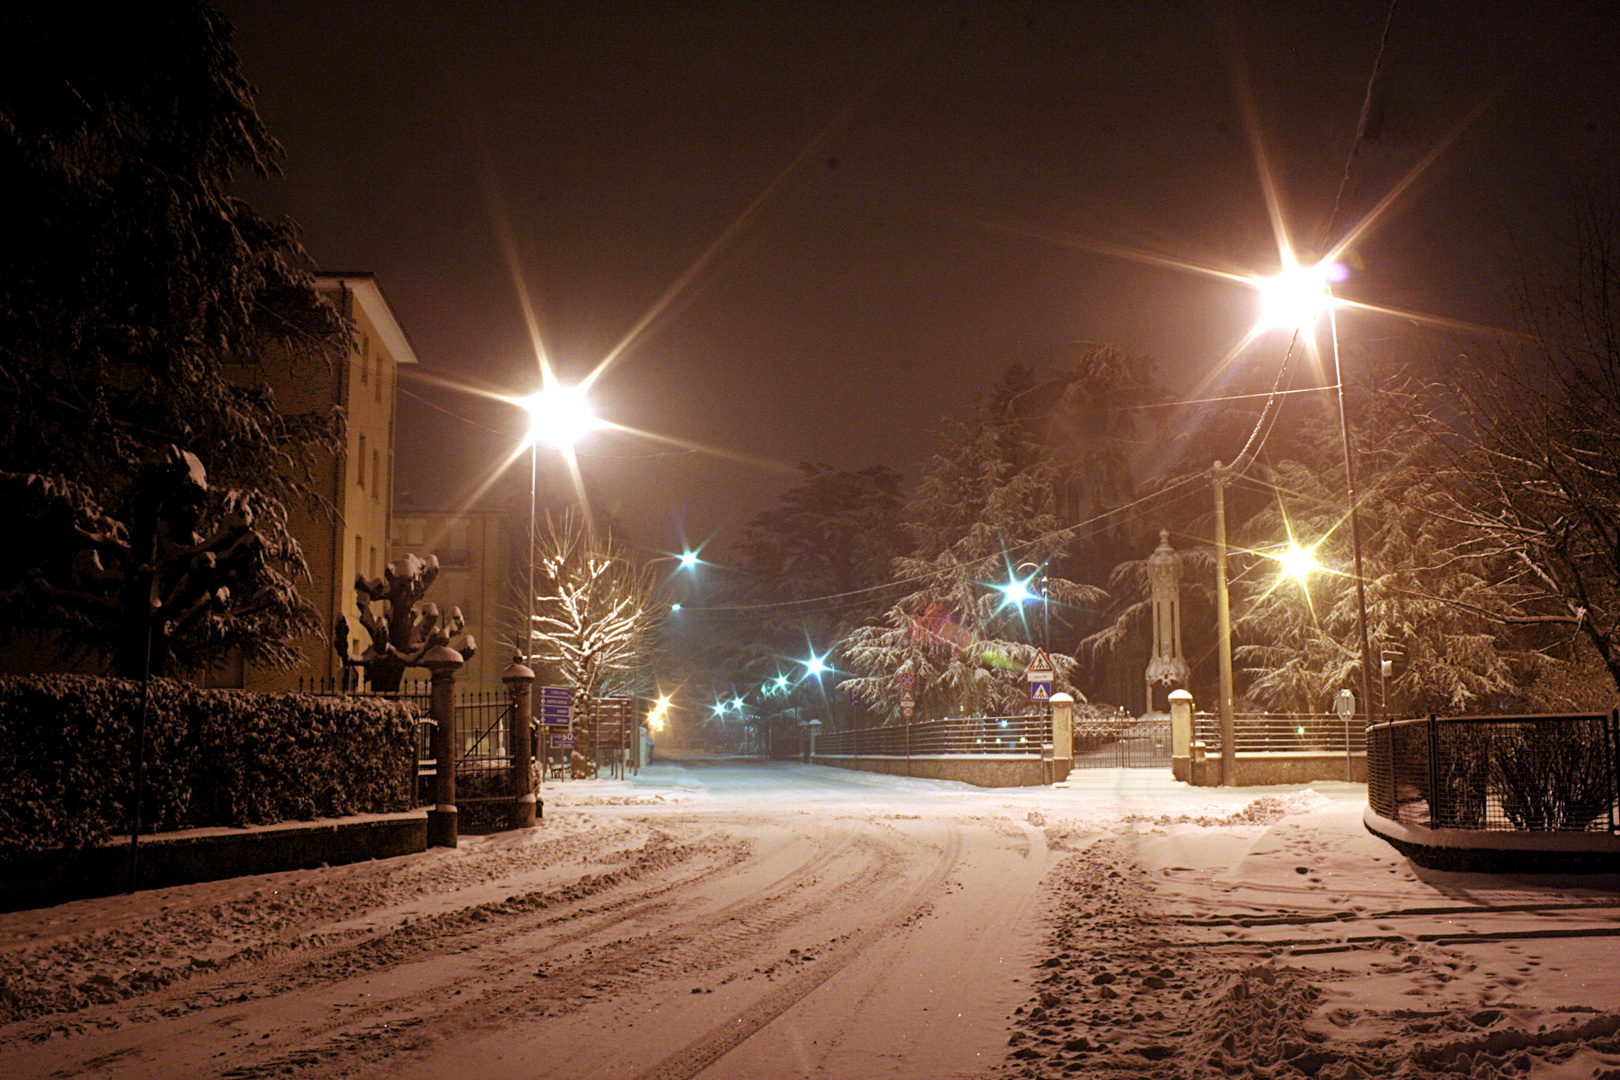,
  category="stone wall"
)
[813,754,1048,788]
